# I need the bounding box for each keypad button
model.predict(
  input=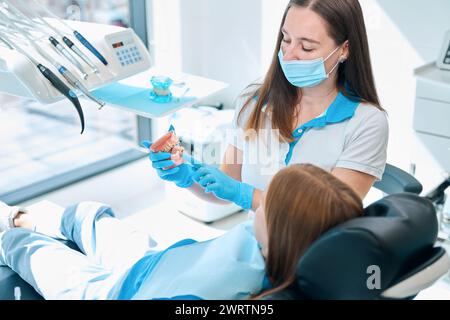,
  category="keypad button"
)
[445,58,450,64]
